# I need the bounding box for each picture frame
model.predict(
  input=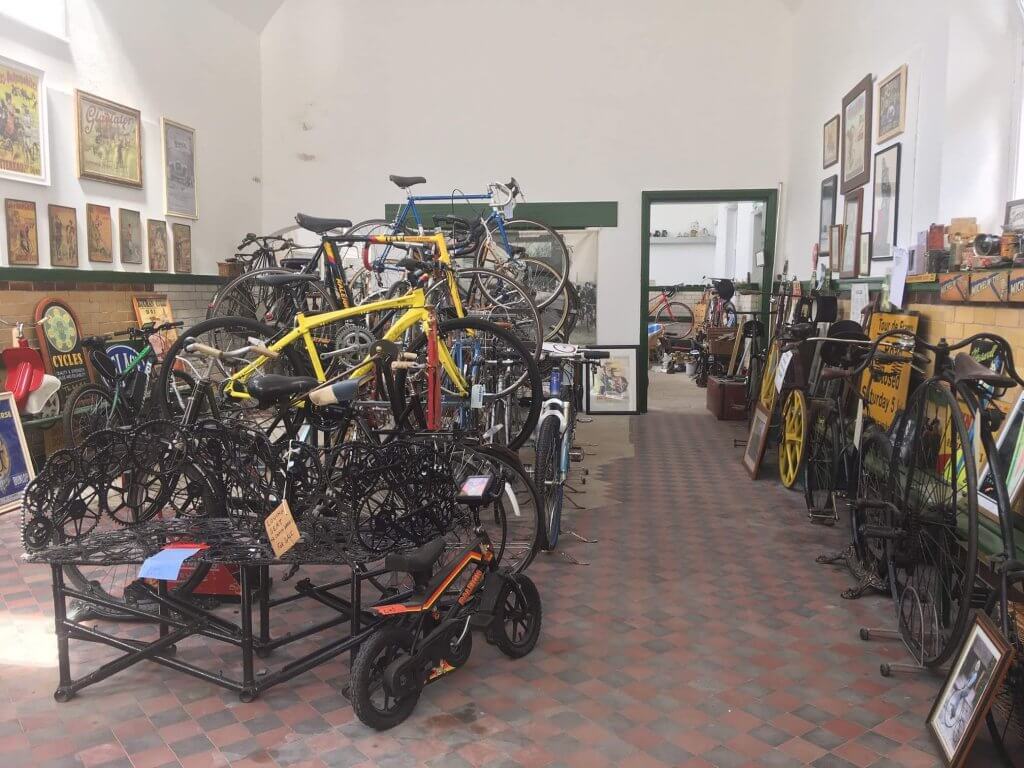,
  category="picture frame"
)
[928,612,1014,767]
[85,203,113,263]
[876,64,908,143]
[147,219,168,272]
[75,89,143,188]
[0,55,49,186]
[743,403,771,479]
[840,189,864,279]
[119,209,143,265]
[171,222,192,273]
[978,391,1024,520]
[4,198,38,265]
[0,391,35,513]
[827,224,844,270]
[47,205,79,268]
[858,232,872,277]
[1005,198,1024,230]
[819,175,838,254]
[585,345,638,414]
[162,118,197,219]
[841,74,873,194]
[871,143,901,262]
[823,114,839,168]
